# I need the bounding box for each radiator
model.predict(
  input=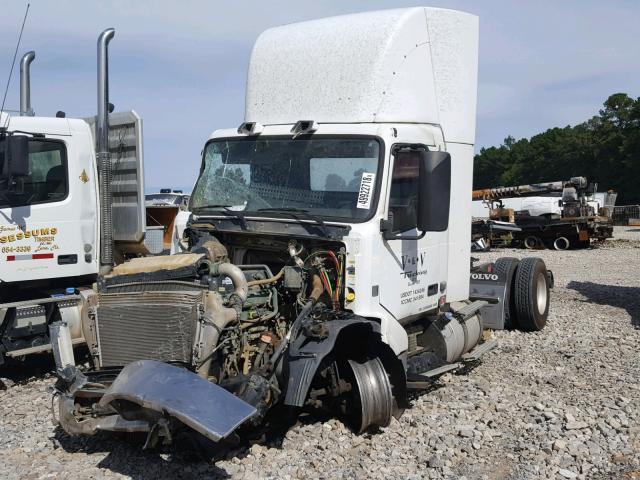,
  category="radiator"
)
[95,290,203,368]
